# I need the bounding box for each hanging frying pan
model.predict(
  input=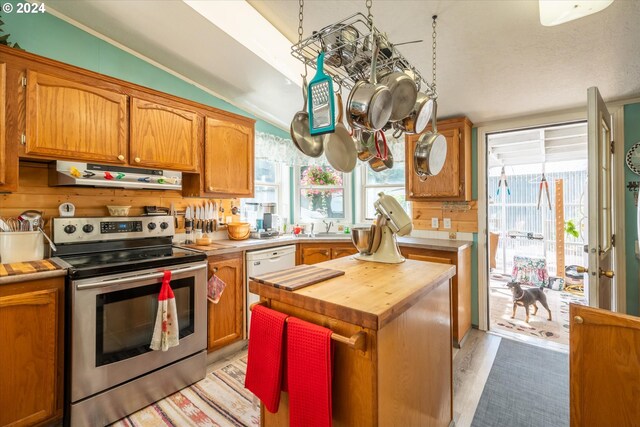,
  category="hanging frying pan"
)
[413,100,447,181]
[290,75,326,157]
